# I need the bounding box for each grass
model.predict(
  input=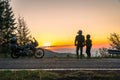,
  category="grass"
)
[0,70,120,80]
[0,53,5,58]
[0,52,11,58]
[0,70,60,80]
